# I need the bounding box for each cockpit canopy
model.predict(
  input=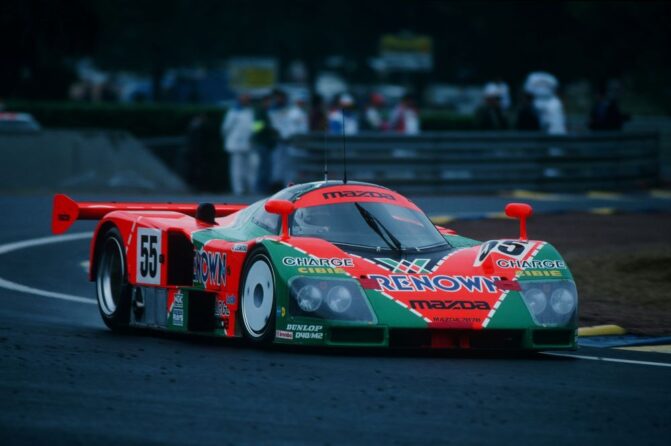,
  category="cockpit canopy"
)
[250,181,448,252]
